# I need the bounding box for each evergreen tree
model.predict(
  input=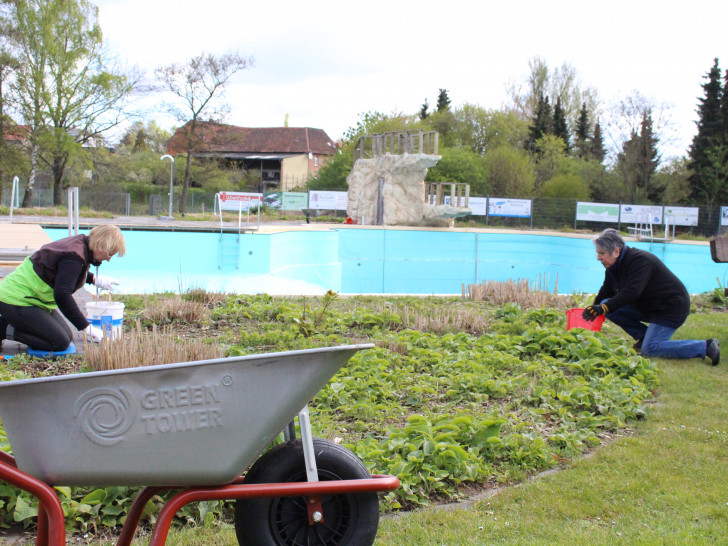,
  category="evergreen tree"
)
[419,98,429,120]
[637,113,660,201]
[688,58,724,202]
[616,112,659,202]
[528,93,553,150]
[436,88,451,112]
[590,119,606,163]
[574,102,591,158]
[722,68,728,139]
[552,96,570,151]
